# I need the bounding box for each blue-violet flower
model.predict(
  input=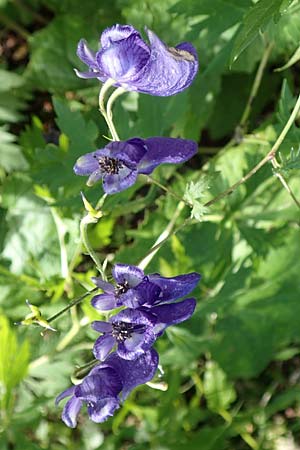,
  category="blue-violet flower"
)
[56,349,158,428]
[74,137,197,194]
[91,263,200,311]
[75,24,198,96]
[92,298,196,361]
